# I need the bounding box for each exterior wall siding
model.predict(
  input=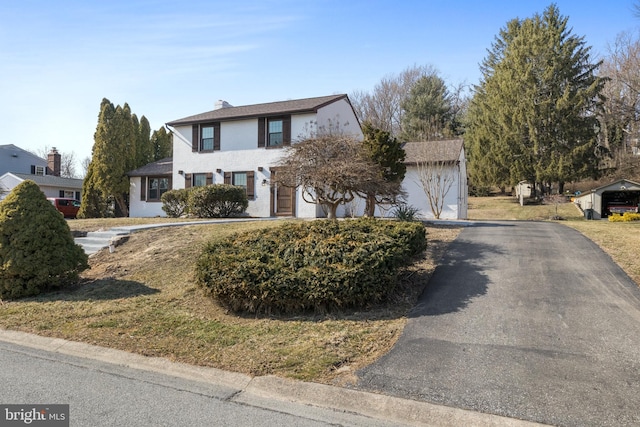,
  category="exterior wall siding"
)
[165,101,364,219]
[129,177,166,217]
[402,165,463,220]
